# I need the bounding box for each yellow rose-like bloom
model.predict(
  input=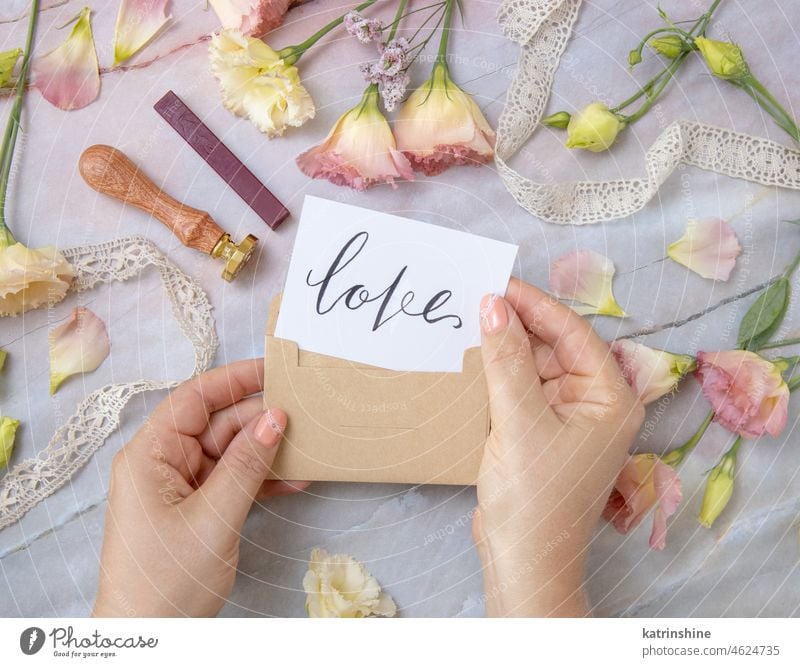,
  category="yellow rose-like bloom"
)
[0,240,74,317]
[0,48,22,88]
[303,548,396,618]
[694,37,749,81]
[0,416,20,470]
[395,62,495,176]
[565,102,625,152]
[698,451,736,528]
[209,29,315,137]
